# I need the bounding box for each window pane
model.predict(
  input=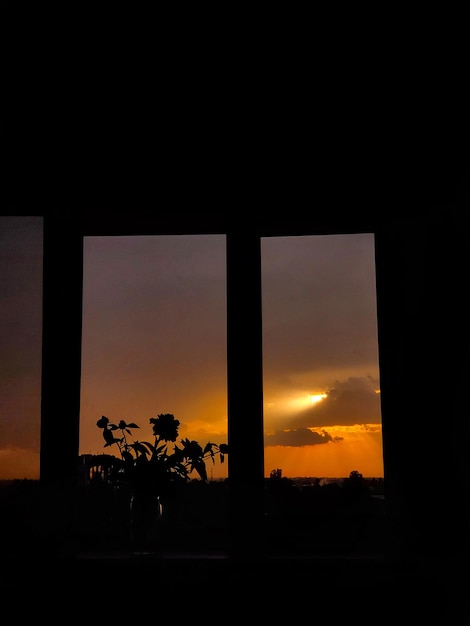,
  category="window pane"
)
[79,234,228,555]
[261,234,385,556]
[0,216,43,481]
